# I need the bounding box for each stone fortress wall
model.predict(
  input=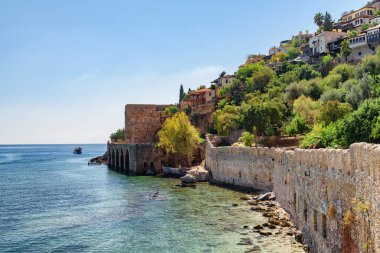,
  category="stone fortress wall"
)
[206,137,380,253]
[108,104,170,175]
[125,104,170,144]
